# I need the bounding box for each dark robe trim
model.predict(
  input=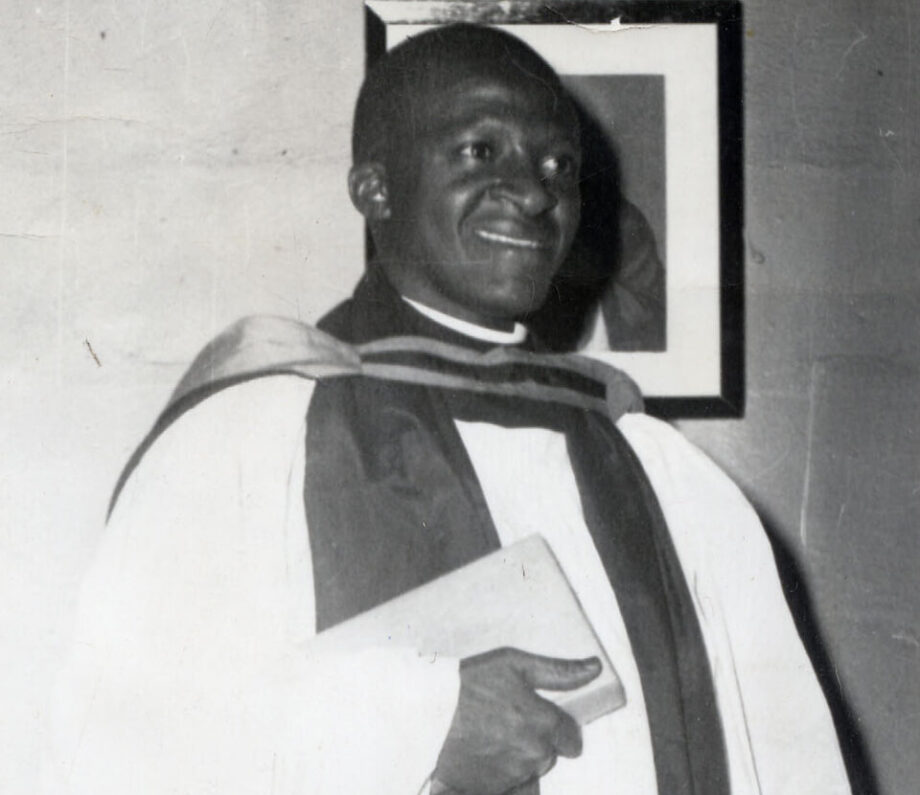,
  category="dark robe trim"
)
[361,349,606,397]
[356,333,621,393]
[565,413,729,794]
[360,362,609,416]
